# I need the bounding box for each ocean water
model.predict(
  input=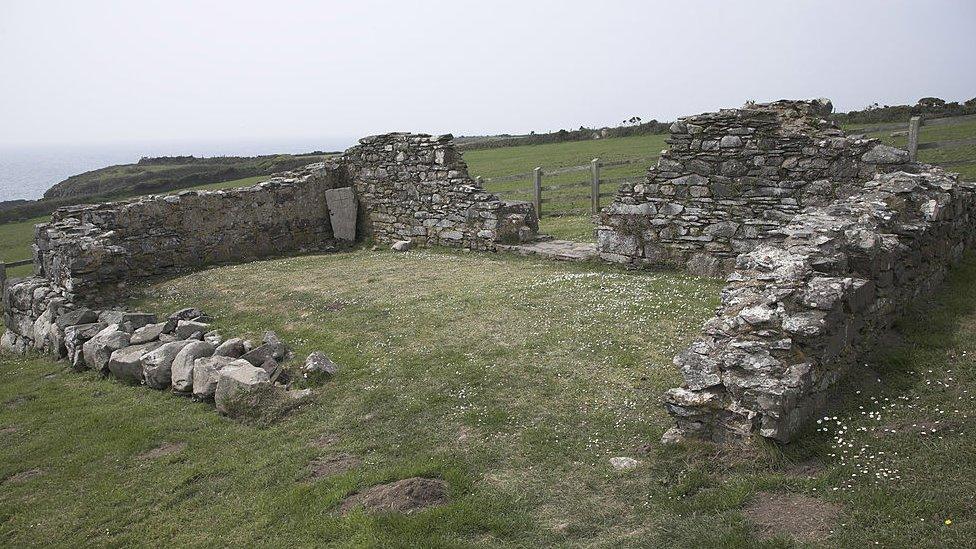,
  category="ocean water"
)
[0,138,354,203]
